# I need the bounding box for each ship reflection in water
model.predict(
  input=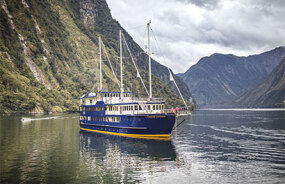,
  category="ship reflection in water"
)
[80,131,177,160]
[78,131,190,183]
